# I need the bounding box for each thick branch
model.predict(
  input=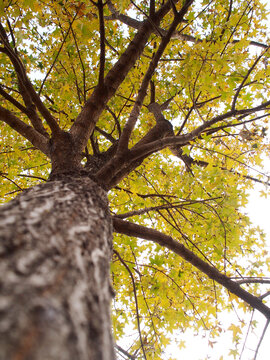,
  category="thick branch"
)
[116,2,192,154]
[0,23,59,134]
[98,107,234,188]
[0,105,50,156]
[96,116,174,187]
[100,110,236,187]
[0,84,48,137]
[127,101,270,162]
[97,99,270,189]
[0,85,28,114]
[113,218,270,319]
[69,0,182,153]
